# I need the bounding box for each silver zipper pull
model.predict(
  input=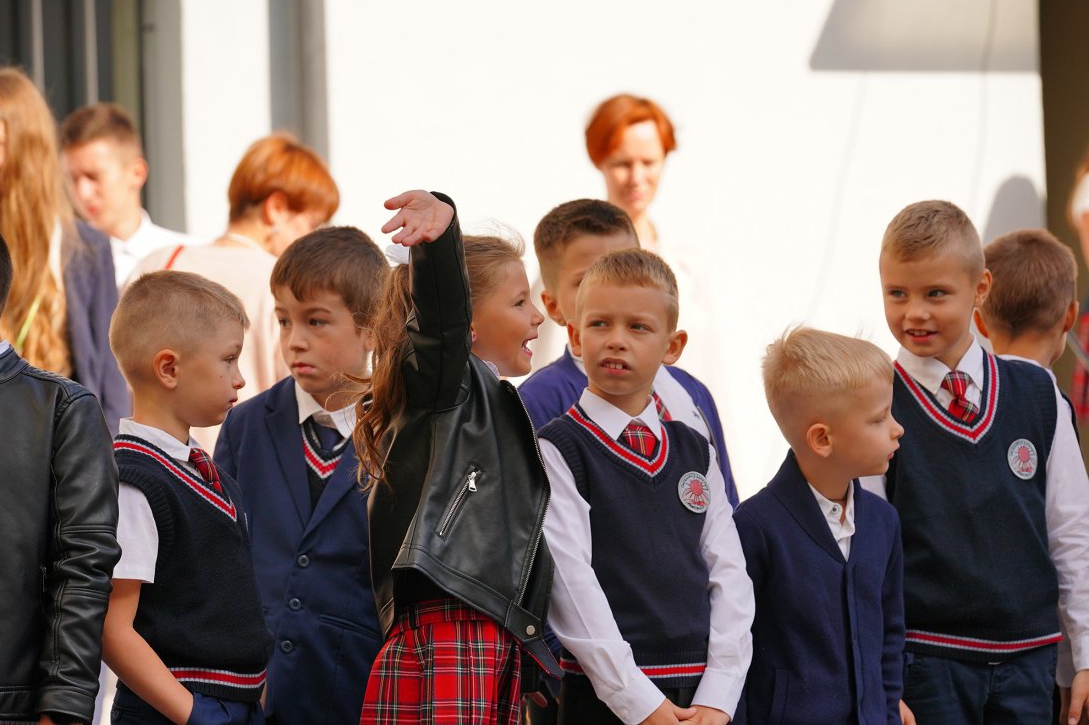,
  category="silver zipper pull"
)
[467,470,478,492]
